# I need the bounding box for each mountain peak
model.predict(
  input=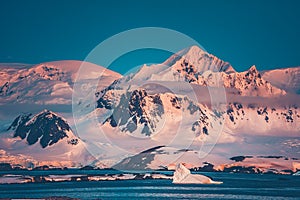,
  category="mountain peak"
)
[244,65,262,79]
[26,109,59,125]
[248,65,258,73]
[181,45,207,57]
[162,45,235,78]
